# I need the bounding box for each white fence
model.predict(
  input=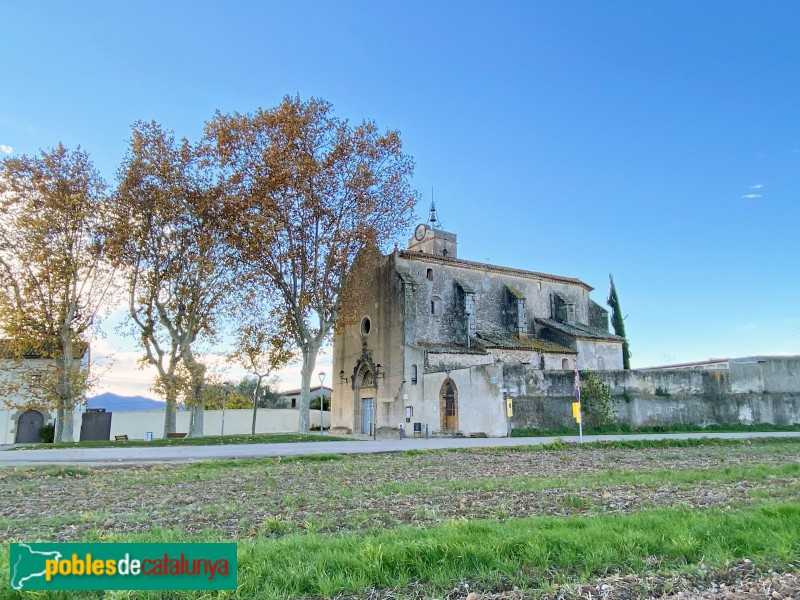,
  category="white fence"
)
[0,408,331,443]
